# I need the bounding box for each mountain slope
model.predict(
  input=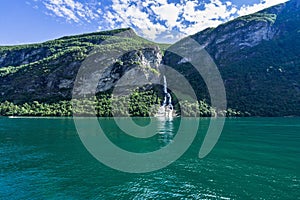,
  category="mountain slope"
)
[0,0,299,116]
[164,0,300,116]
[0,28,166,103]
